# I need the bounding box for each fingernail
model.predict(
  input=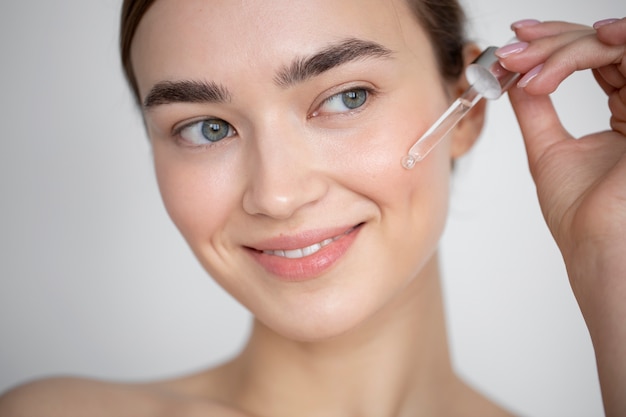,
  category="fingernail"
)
[495,41,529,58]
[512,19,541,30]
[517,64,544,88]
[593,18,619,29]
